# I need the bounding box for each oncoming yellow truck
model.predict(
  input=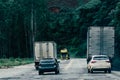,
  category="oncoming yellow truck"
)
[60,48,70,60]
